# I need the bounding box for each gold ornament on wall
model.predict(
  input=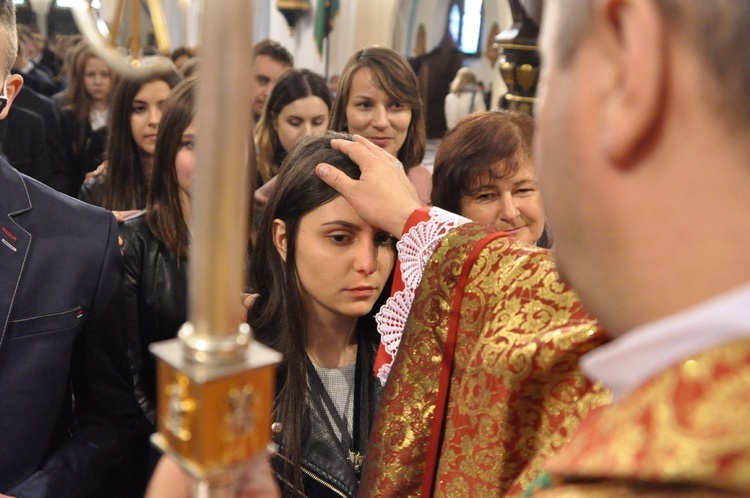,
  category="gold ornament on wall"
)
[277,0,311,35]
